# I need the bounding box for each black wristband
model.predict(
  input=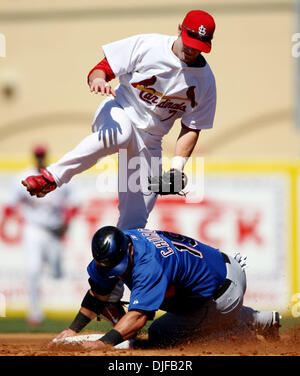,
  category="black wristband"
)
[100,329,124,346]
[69,311,91,333]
